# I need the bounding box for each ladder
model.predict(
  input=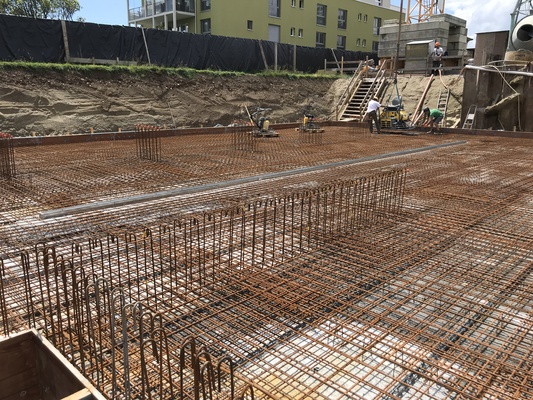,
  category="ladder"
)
[436,89,449,127]
[462,105,477,129]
